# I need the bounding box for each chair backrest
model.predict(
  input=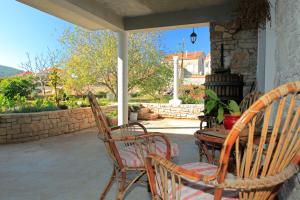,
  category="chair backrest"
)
[239,91,263,113]
[88,92,122,167]
[217,81,300,199]
[87,91,112,141]
[146,81,300,200]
